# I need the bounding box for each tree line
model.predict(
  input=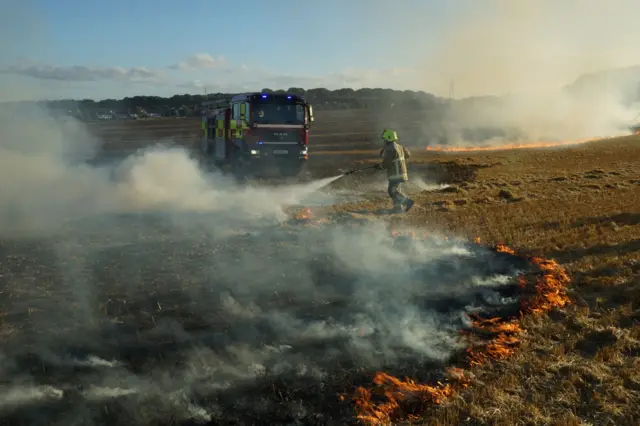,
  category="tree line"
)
[33,87,448,120]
